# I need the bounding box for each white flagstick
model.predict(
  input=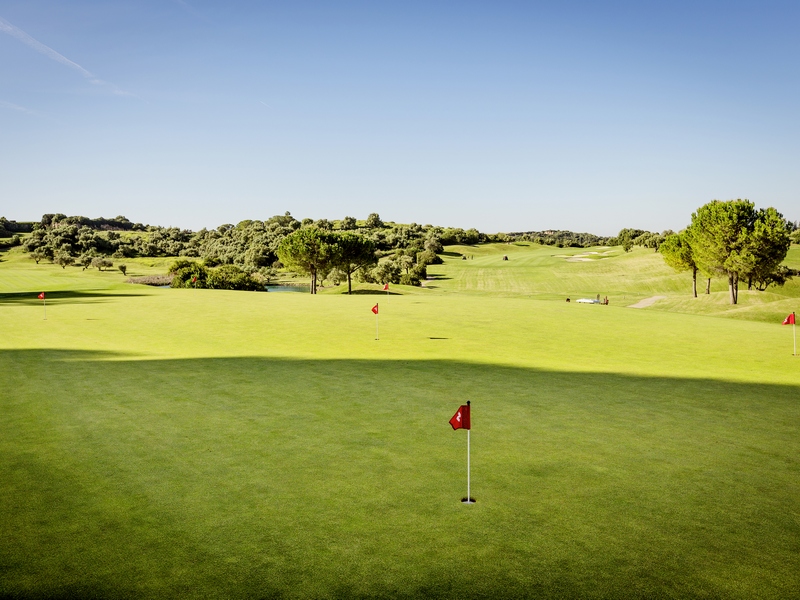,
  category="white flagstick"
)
[375,304,379,340]
[793,313,796,356]
[467,428,471,501]
[463,400,474,504]
[42,296,47,320]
